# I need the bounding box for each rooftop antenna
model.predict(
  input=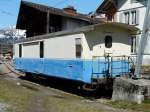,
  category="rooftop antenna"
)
[134,0,150,78]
